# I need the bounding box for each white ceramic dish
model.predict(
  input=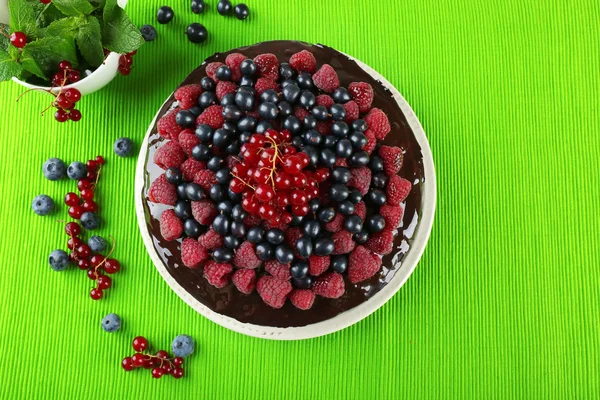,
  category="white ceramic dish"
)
[135,54,436,340]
